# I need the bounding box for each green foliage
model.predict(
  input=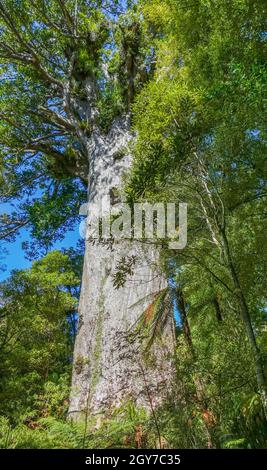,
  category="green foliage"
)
[0,250,80,422]
[125,0,267,448]
[0,402,153,449]
[0,0,151,245]
[0,0,266,450]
